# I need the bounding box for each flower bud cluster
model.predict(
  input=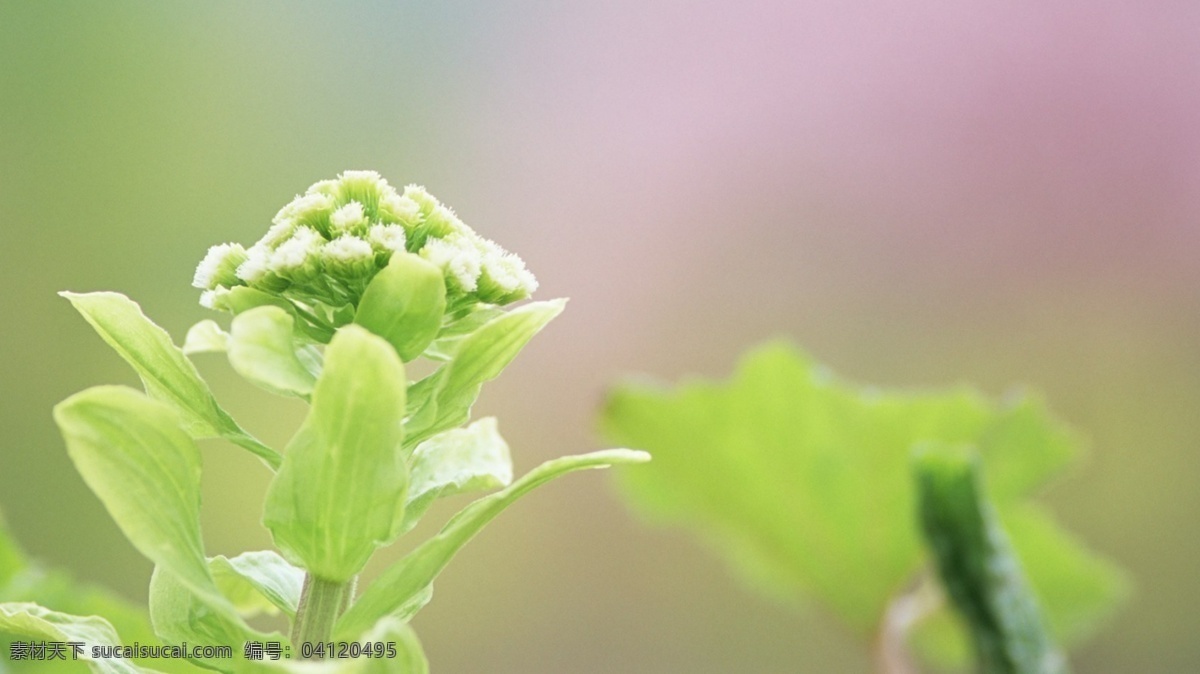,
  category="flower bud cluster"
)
[193,171,537,316]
